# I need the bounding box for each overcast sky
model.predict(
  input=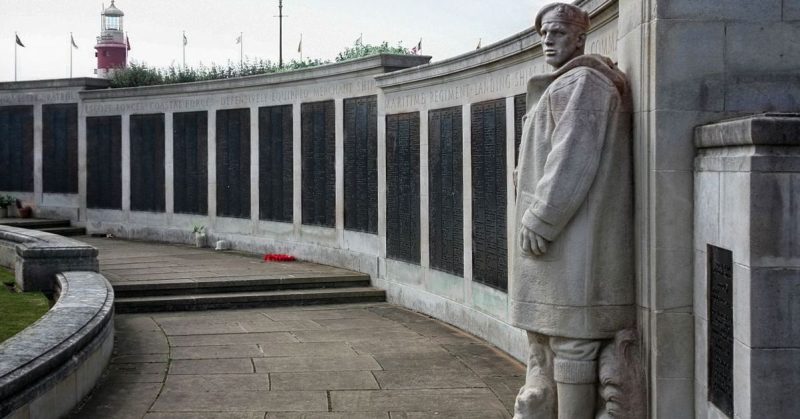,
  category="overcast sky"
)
[0,0,550,82]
